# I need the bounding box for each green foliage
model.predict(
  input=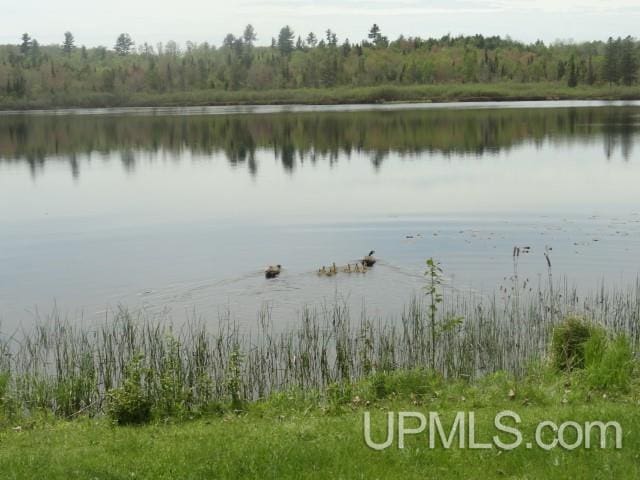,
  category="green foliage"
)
[425,258,444,371]
[114,33,134,56]
[106,355,152,425]
[1,28,639,106]
[371,372,388,399]
[585,333,634,391]
[424,258,463,373]
[277,26,295,57]
[155,334,191,417]
[567,55,578,87]
[225,345,244,411]
[326,381,353,409]
[62,32,74,55]
[0,372,17,420]
[551,315,595,371]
